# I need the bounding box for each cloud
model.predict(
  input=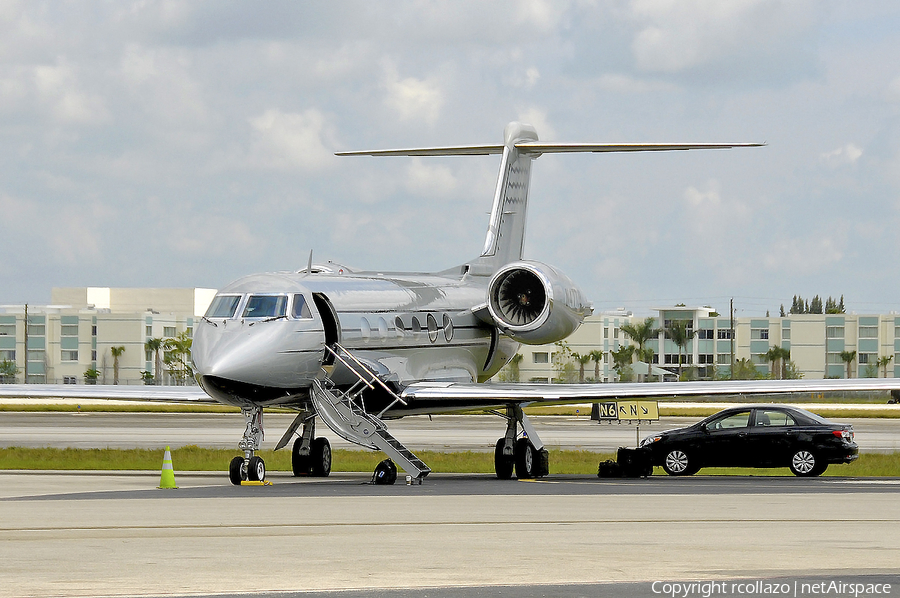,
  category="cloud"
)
[761,235,844,273]
[382,63,444,125]
[820,143,863,167]
[405,158,458,198]
[629,0,818,78]
[31,61,110,124]
[248,108,335,171]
